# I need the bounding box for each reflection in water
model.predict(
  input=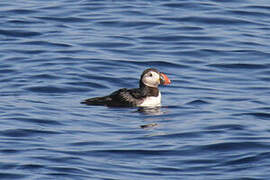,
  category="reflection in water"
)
[137,107,165,129]
[137,107,164,115]
[140,123,158,129]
